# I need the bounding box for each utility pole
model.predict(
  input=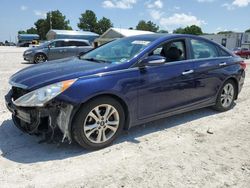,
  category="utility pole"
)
[50,11,52,30]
